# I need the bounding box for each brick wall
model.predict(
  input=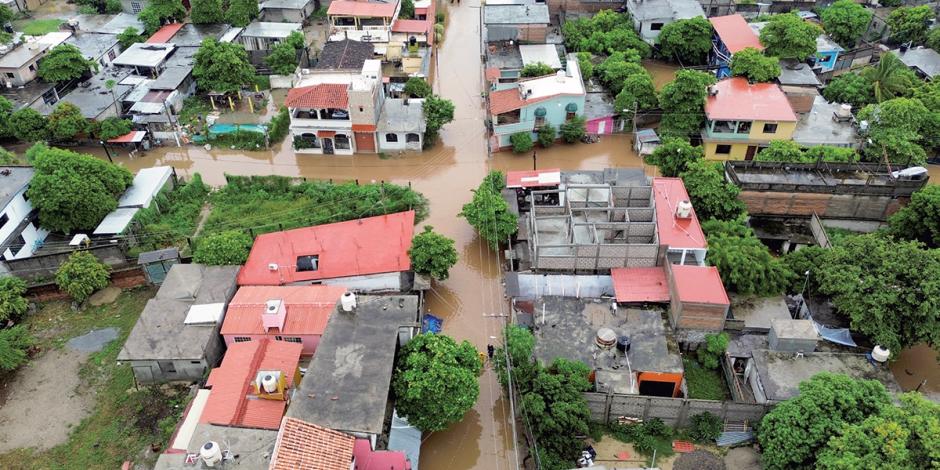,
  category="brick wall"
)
[739,191,904,221]
[26,266,148,302]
